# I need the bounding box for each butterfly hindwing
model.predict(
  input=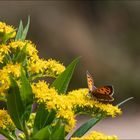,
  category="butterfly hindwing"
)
[95,85,114,95]
[93,86,114,102]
